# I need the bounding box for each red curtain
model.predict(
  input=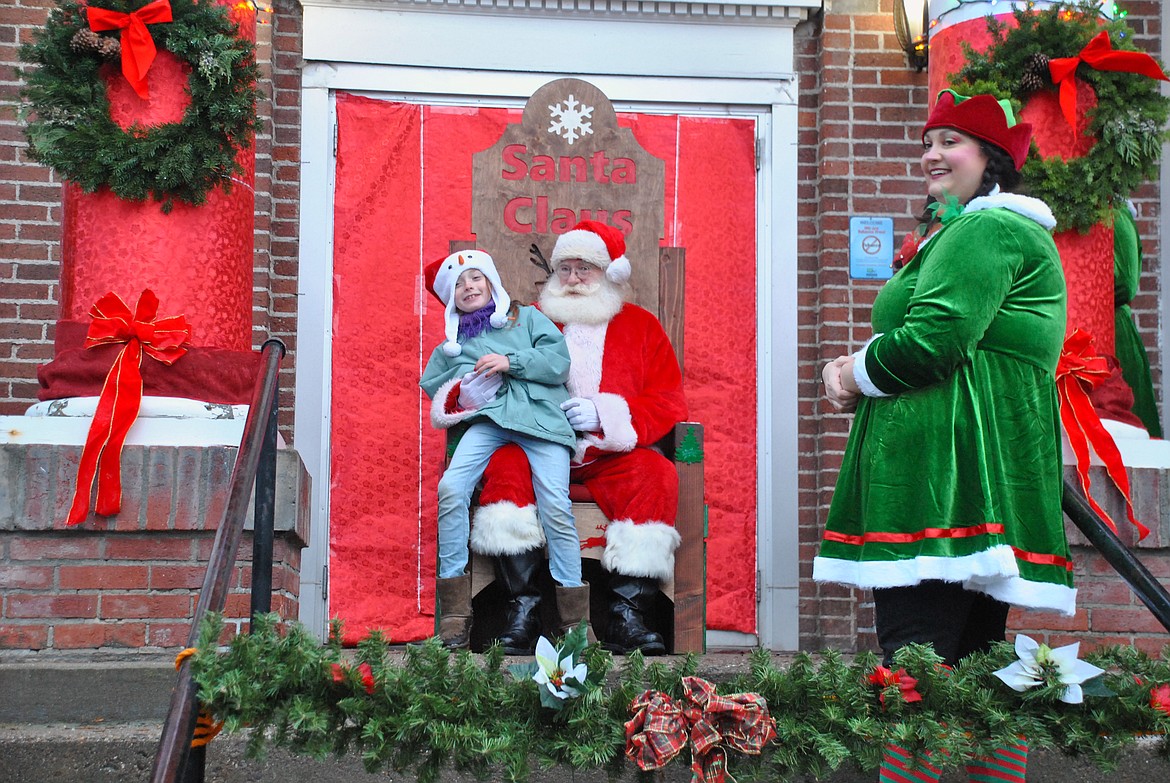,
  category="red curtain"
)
[329,93,758,643]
